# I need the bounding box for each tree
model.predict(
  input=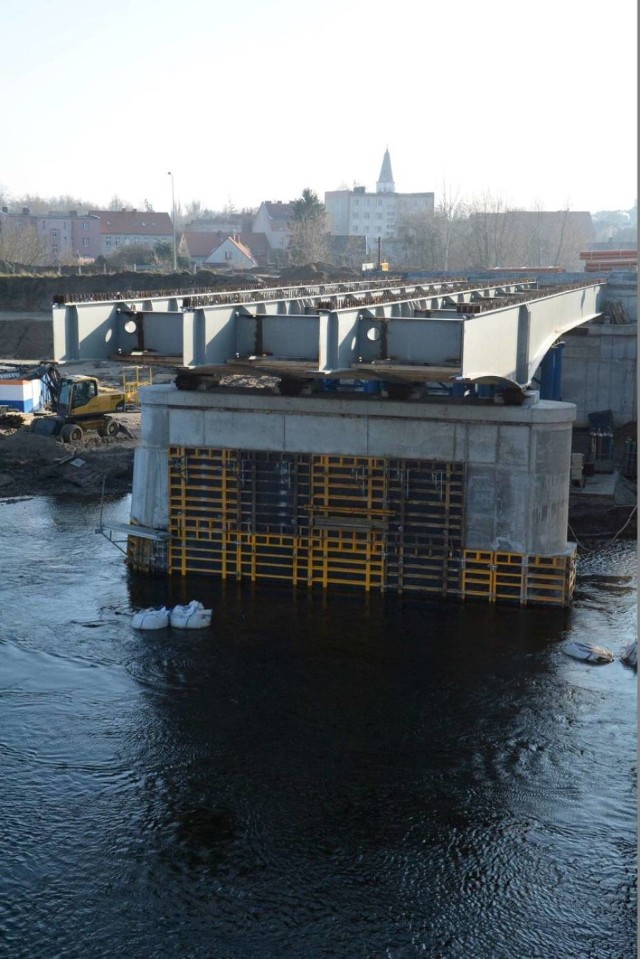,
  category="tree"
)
[153,240,175,266]
[185,200,203,221]
[0,217,49,266]
[394,210,439,269]
[101,243,156,269]
[108,195,130,211]
[434,182,467,271]
[292,188,325,222]
[288,189,328,265]
[463,191,519,269]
